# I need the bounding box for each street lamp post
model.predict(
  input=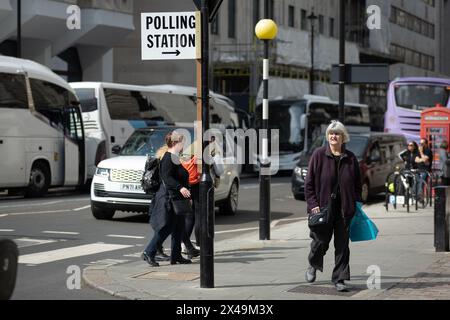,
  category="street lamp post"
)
[339,0,346,123]
[307,9,317,95]
[255,18,277,241]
